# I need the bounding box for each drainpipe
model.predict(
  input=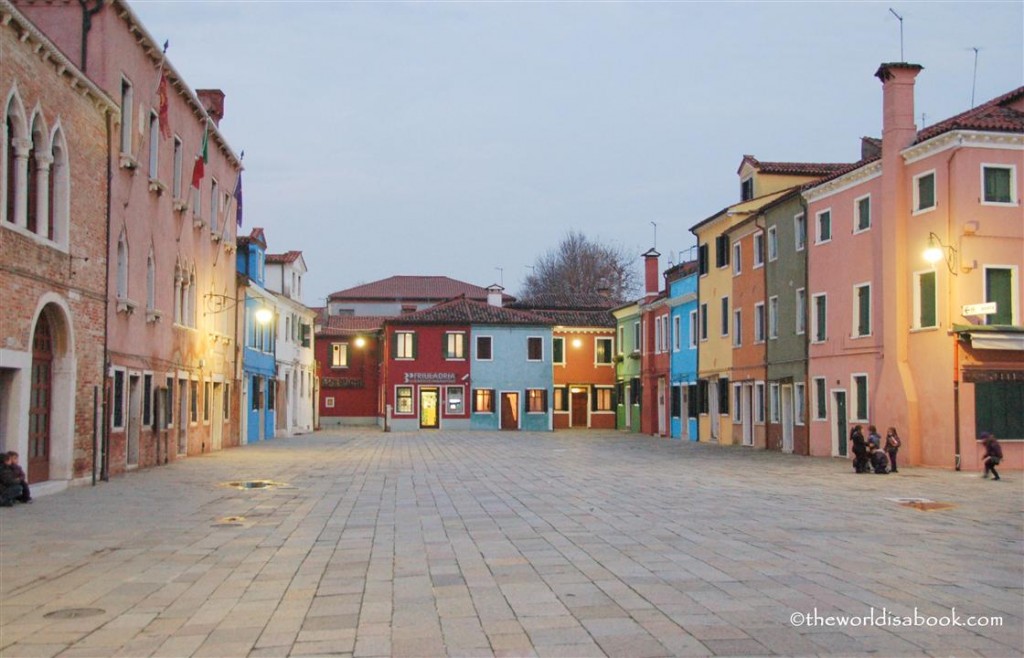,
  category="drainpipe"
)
[99,107,113,482]
[77,0,103,74]
[945,140,964,469]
